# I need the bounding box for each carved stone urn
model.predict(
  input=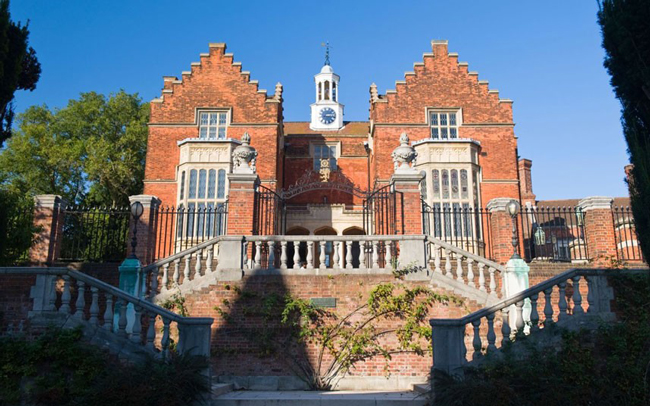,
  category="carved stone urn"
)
[232,132,258,174]
[391,132,418,173]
